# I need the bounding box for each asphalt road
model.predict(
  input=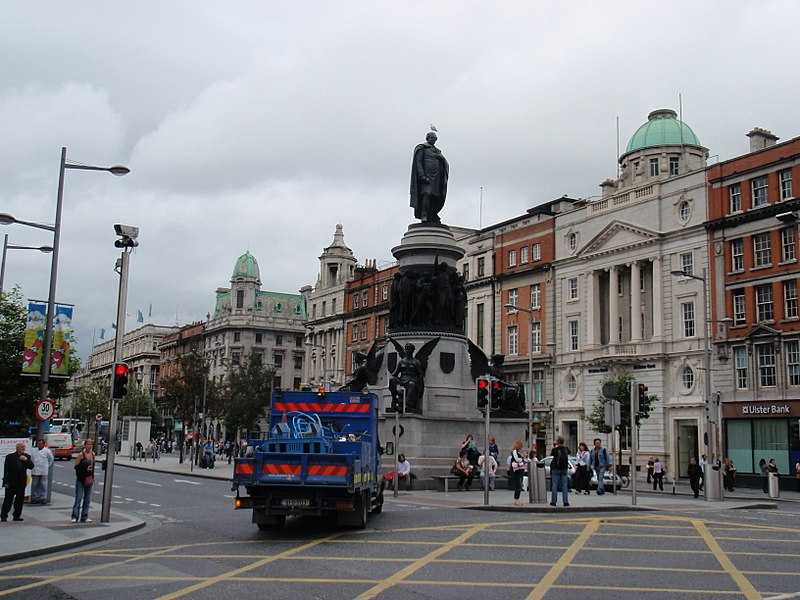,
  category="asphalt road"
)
[0,464,798,599]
